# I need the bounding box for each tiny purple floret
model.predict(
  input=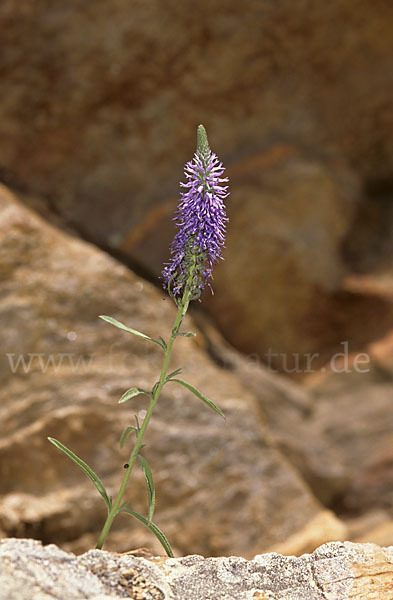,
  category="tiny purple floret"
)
[162,130,229,299]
